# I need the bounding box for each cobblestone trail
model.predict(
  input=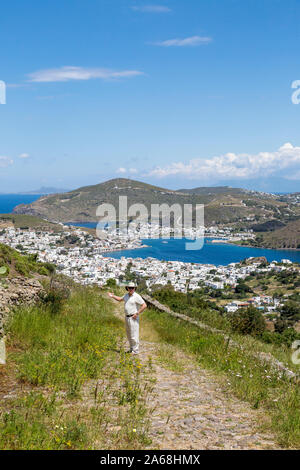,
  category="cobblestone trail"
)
[113,300,278,450]
[140,342,276,450]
